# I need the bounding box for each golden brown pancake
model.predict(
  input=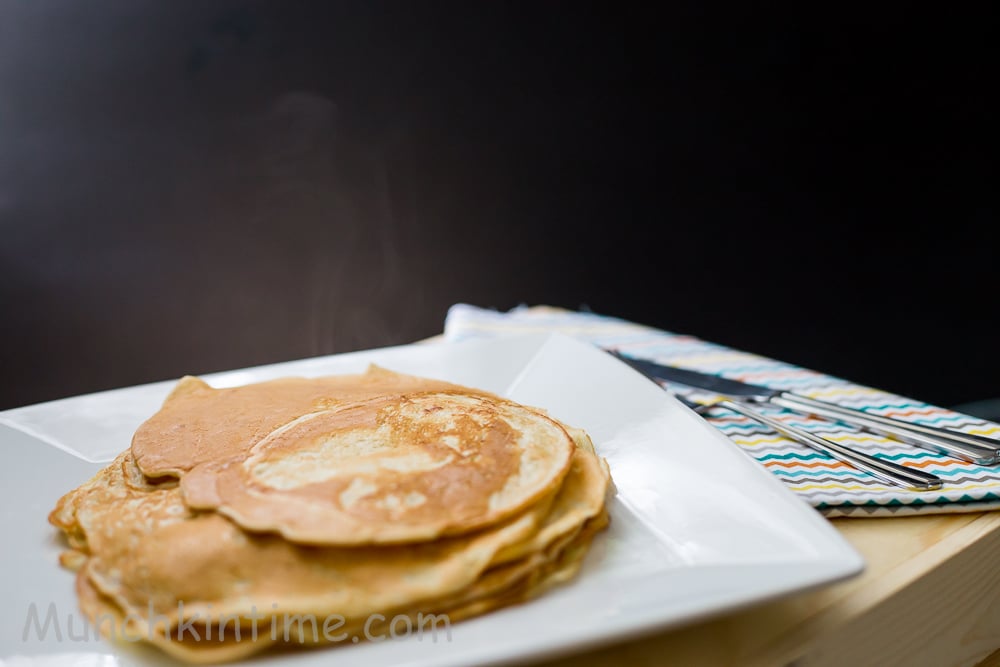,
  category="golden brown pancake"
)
[75,569,278,664]
[57,451,552,627]
[72,513,606,664]
[131,367,482,478]
[132,368,577,545]
[181,391,576,545]
[492,428,610,565]
[436,509,610,624]
[51,432,606,631]
[72,503,608,665]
